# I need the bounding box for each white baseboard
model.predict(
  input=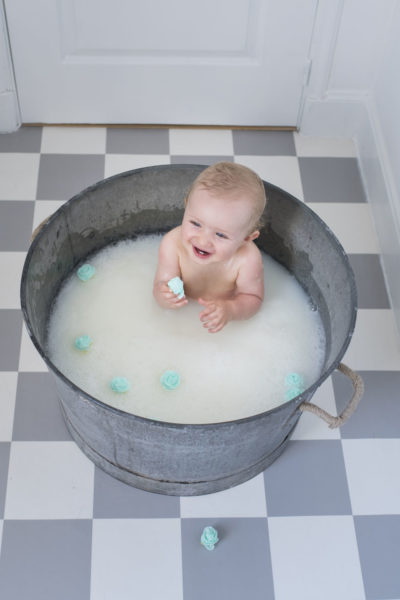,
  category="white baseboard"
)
[356,96,400,337]
[300,91,400,337]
